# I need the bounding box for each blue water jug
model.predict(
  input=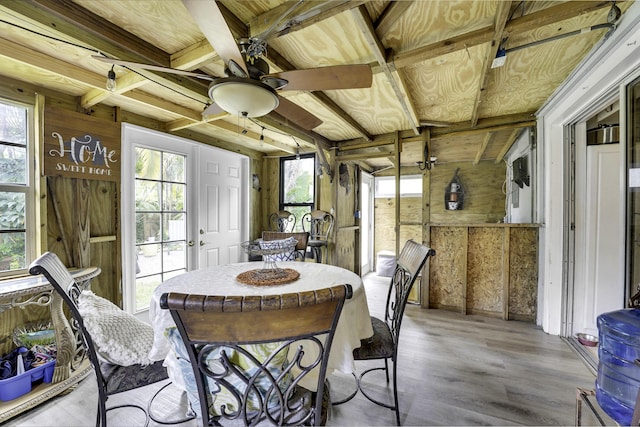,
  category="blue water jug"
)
[596,308,640,426]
